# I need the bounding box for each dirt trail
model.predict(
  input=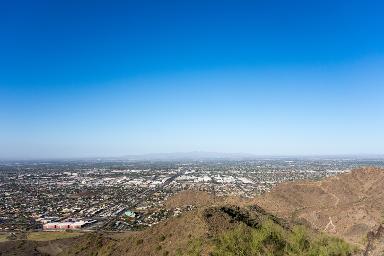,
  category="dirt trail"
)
[318,180,340,207]
[324,216,336,233]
